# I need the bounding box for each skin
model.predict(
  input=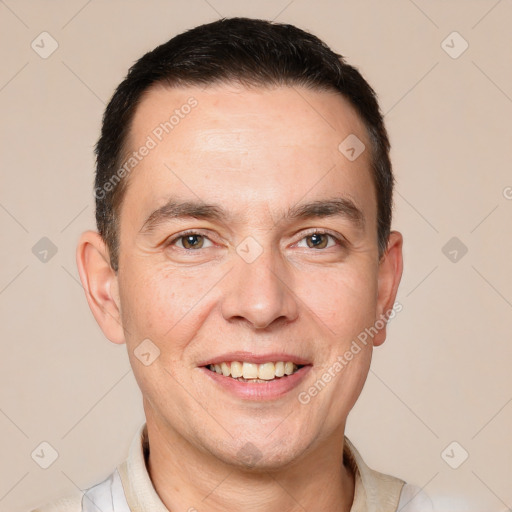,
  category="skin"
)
[77,83,403,512]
